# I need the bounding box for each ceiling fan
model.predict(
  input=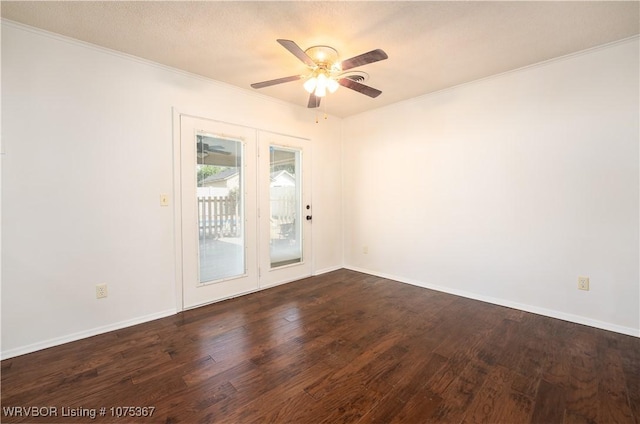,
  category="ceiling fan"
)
[251,39,388,109]
[197,137,231,157]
